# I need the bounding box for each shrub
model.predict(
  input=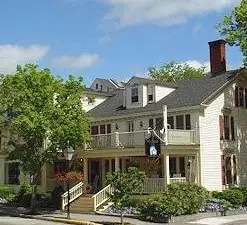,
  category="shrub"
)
[51,185,65,209]
[0,185,15,202]
[16,183,32,204]
[232,188,247,206]
[138,194,177,222]
[124,195,148,208]
[212,189,244,207]
[166,182,209,215]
